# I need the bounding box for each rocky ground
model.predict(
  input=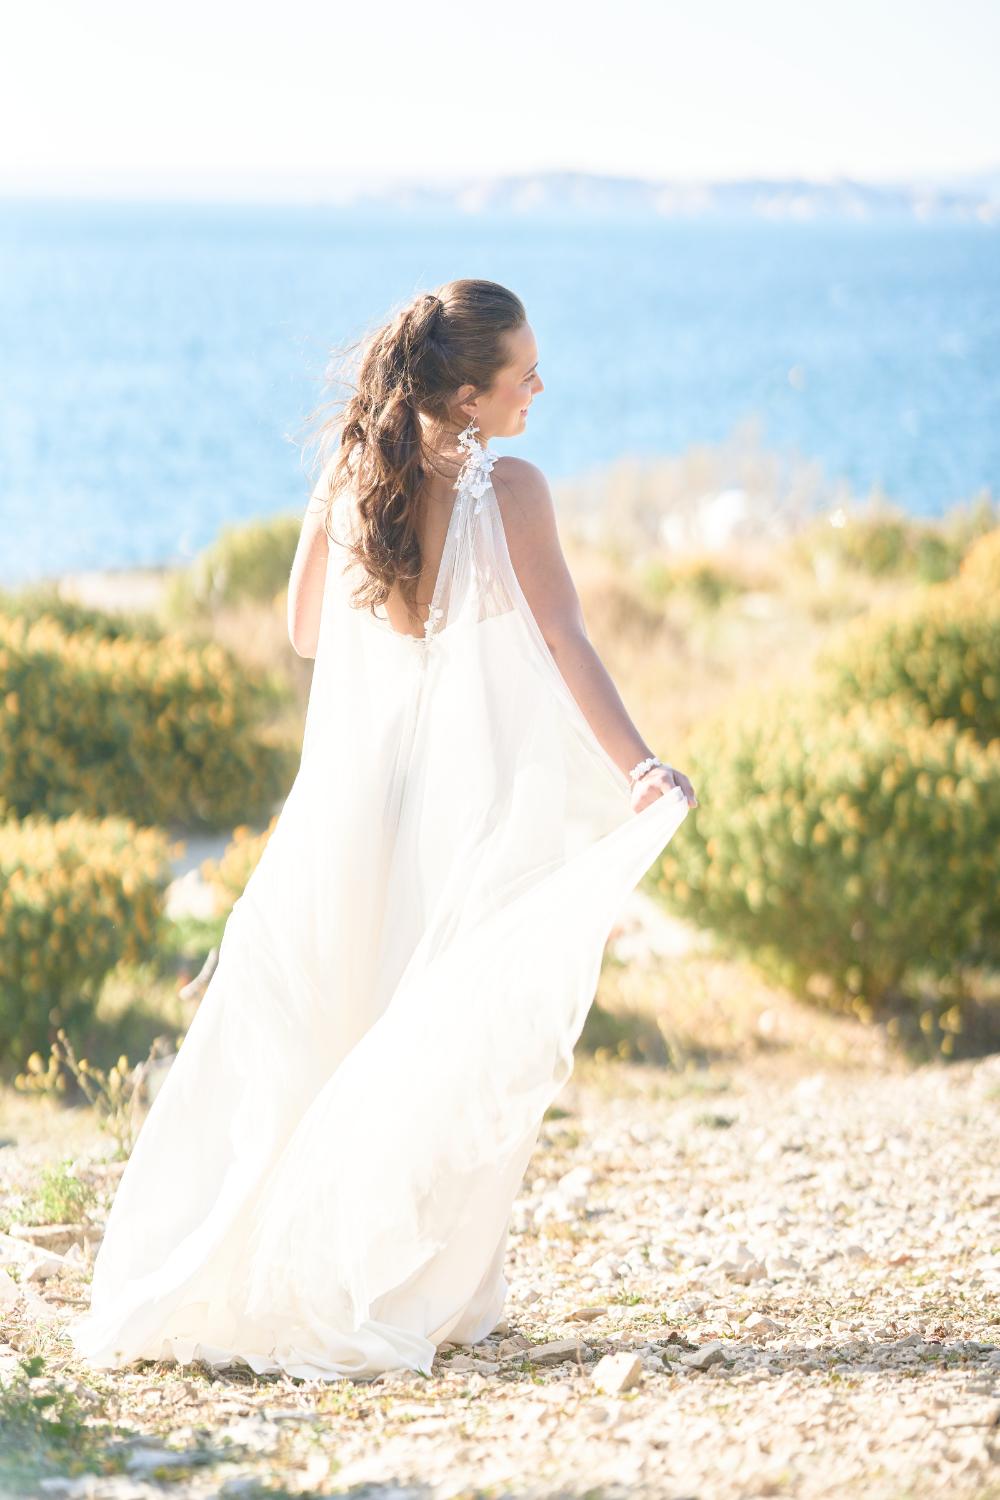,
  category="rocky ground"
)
[1,1034,998,1500]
